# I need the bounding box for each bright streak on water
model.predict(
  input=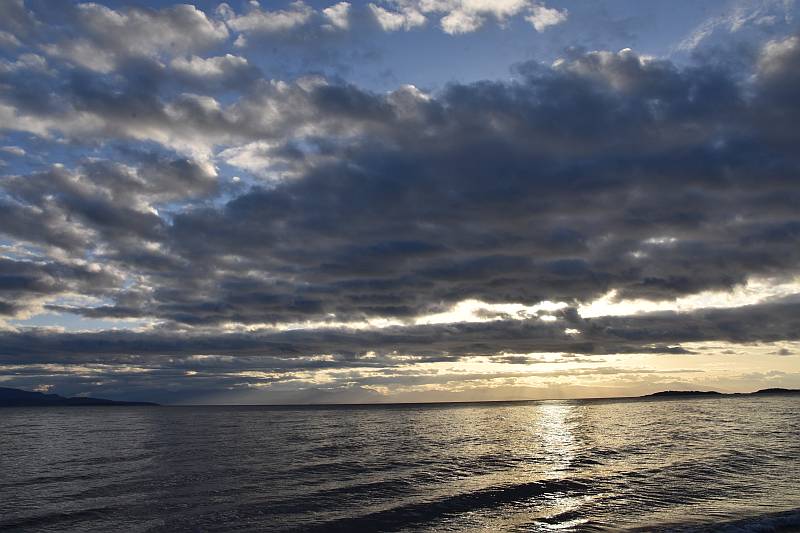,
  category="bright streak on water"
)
[1,395,799,531]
